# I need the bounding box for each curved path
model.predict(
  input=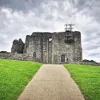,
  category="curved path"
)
[18,64,85,100]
